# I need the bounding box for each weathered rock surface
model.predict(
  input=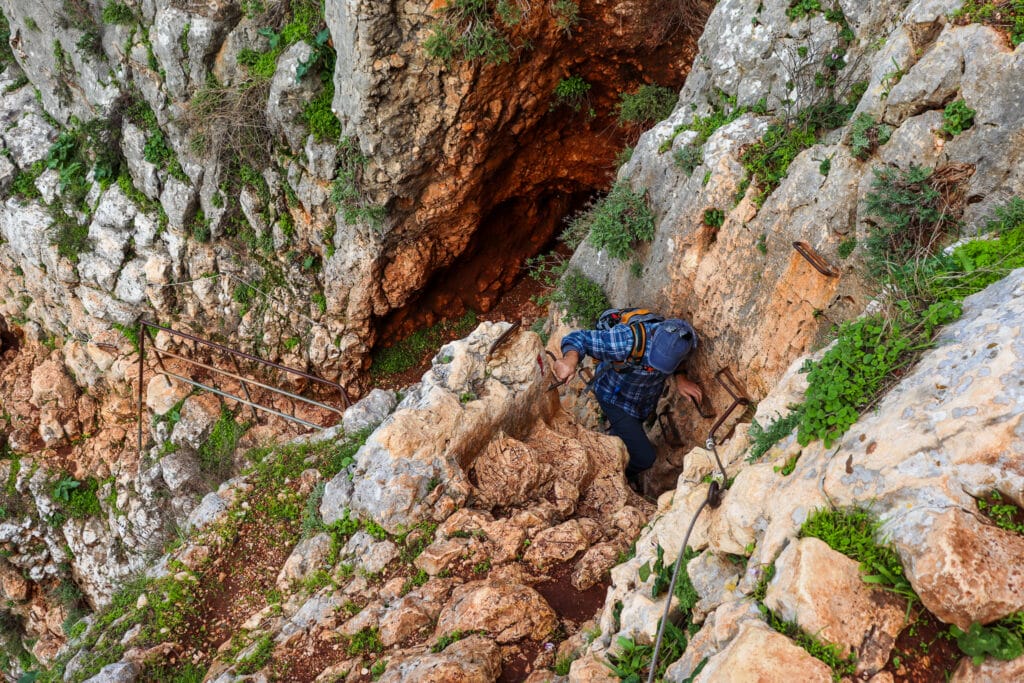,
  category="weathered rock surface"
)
[765,538,906,673]
[377,635,502,683]
[435,580,557,644]
[690,620,833,682]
